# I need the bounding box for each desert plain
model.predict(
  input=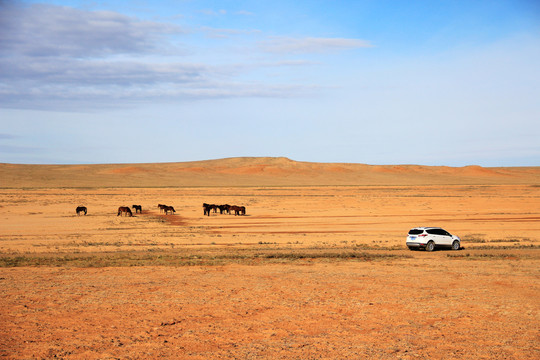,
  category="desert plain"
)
[0,157,539,359]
